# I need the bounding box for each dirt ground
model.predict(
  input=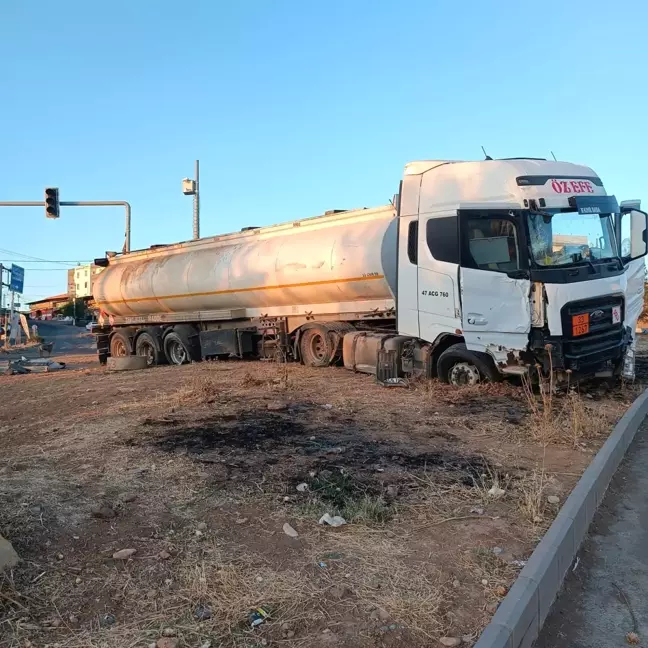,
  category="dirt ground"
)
[1,334,646,648]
